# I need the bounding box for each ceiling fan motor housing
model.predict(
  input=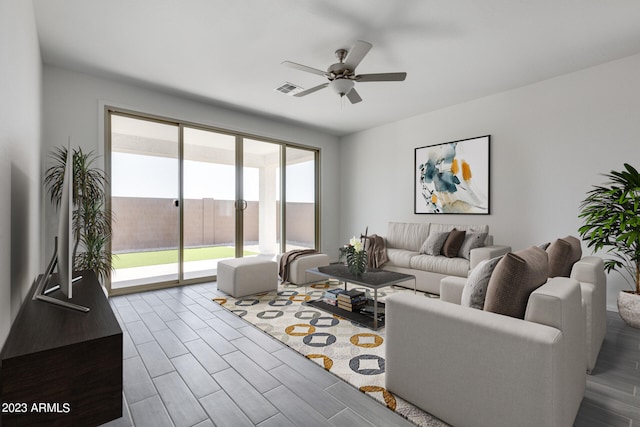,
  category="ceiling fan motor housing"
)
[328,63,353,79]
[328,48,353,79]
